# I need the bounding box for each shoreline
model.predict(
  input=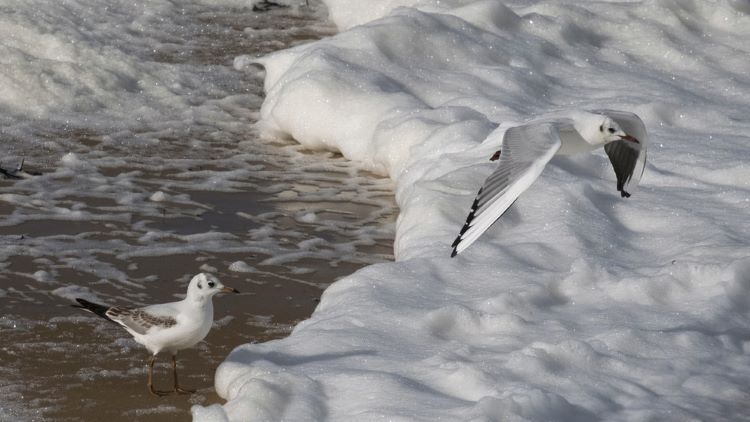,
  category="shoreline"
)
[0,2,398,420]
